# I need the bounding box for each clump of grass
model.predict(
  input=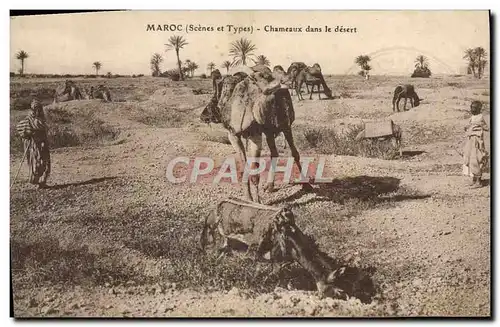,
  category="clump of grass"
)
[295,125,399,160]
[127,101,194,128]
[10,87,55,111]
[339,90,352,98]
[198,132,231,144]
[11,237,150,287]
[447,82,464,88]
